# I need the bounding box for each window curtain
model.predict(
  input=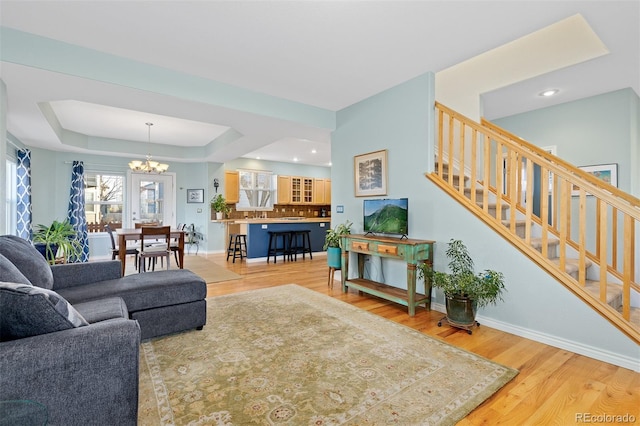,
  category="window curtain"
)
[67,161,89,262]
[16,149,32,240]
